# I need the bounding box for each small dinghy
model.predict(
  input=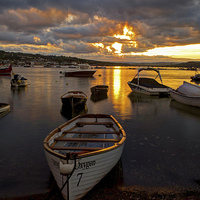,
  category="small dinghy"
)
[43,114,126,200]
[10,73,28,87]
[61,91,88,109]
[90,85,109,95]
[0,103,10,113]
